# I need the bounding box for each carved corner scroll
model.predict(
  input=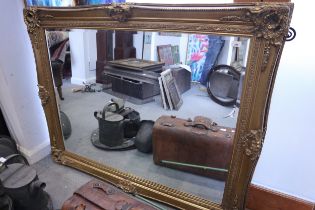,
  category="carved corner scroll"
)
[51,136,62,163]
[221,5,291,72]
[108,4,132,22]
[51,136,57,148]
[117,179,136,194]
[51,136,71,164]
[241,129,266,161]
[249,6,290,71]
[24,8,41,49]
[232,194,239,210]
[51,147,63,163]
[38,85,50,106]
